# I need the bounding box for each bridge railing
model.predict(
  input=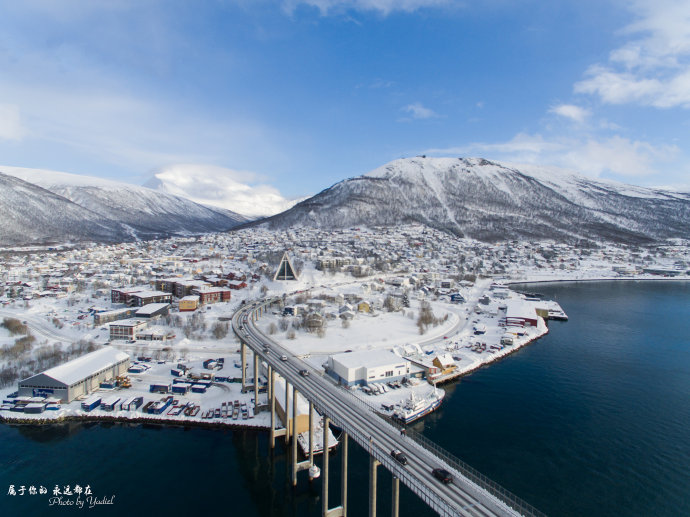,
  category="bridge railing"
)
[243,302,546,517]
[403,427,546,517]
[323,400,462,517]
[327,384,546,516]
